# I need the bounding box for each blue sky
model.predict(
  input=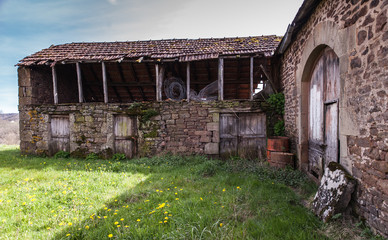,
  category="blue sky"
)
[0,0,304,113]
